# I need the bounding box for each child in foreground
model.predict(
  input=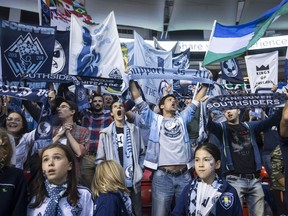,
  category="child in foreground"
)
[172,142,242,216]
[92,160,133,216]
[27,143,94,215]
